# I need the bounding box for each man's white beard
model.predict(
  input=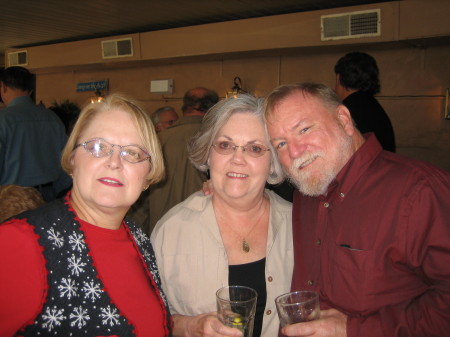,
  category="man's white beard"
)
[287,133,353,197]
